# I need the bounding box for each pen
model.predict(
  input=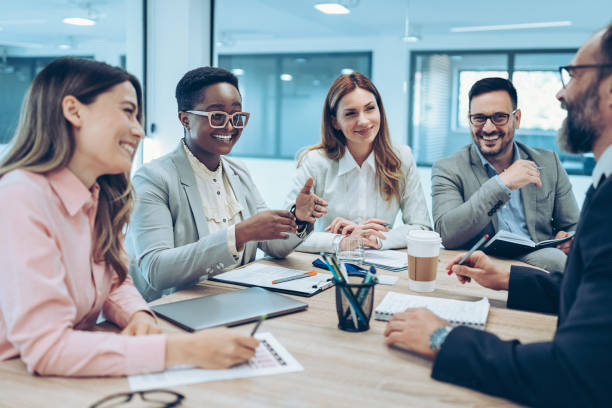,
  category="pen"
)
[321,253,365,328]
[250,314,267,336]
[450,234,490,276]
[272,271,316,284]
